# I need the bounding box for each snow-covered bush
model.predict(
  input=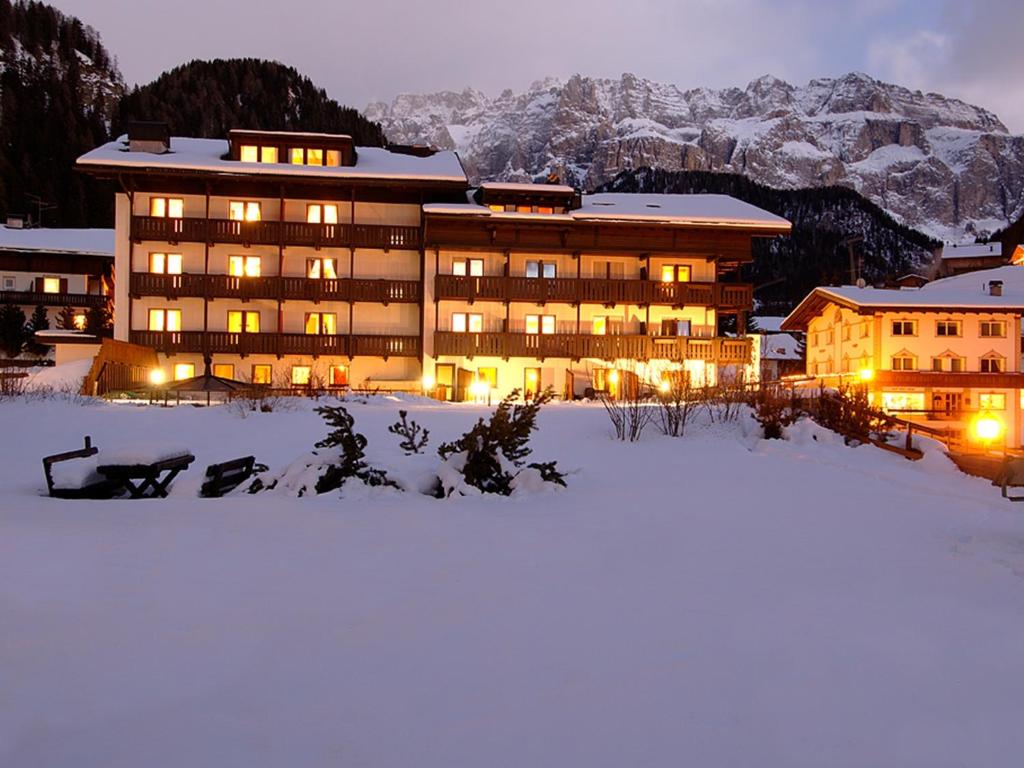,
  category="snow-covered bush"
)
[750,383,801,440]
[810,385,893,444]
[388,410,429,454]
[436,388,565,496]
